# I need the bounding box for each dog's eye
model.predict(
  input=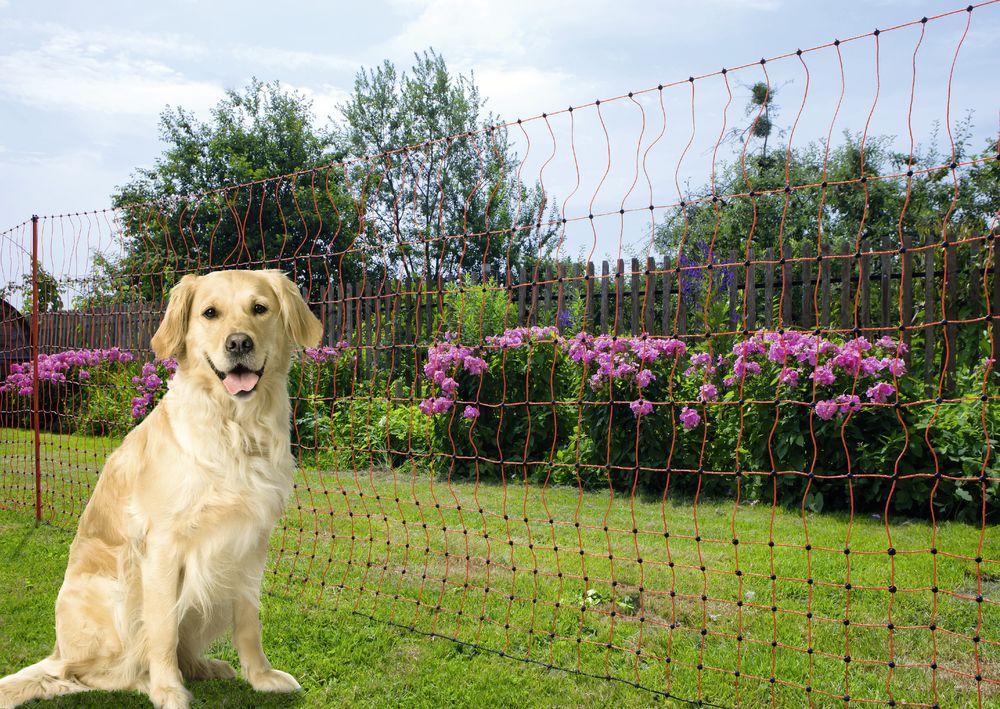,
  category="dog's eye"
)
[203,307,217,319]
[253,303,268,315]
